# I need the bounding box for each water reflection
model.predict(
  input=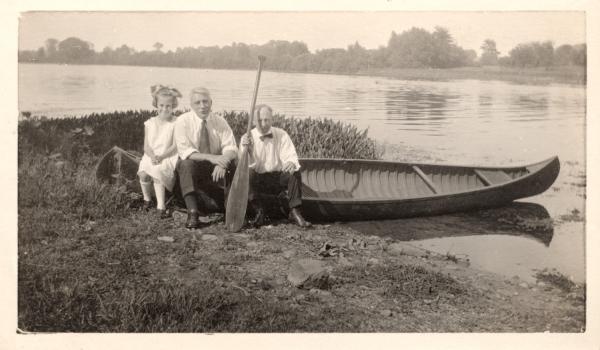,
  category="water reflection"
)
[342,202,553,246]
